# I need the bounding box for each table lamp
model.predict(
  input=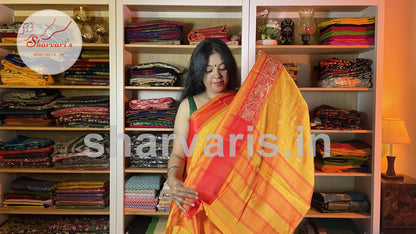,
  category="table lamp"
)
[382,118,411,180]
